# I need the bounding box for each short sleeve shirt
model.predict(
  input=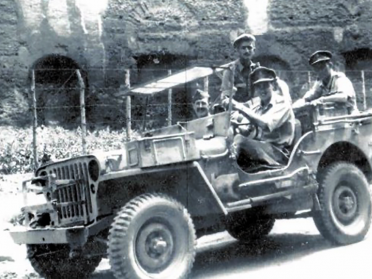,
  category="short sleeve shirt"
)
[252,93,295,147]
[304,71,358,113]
[220,59,260,103]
